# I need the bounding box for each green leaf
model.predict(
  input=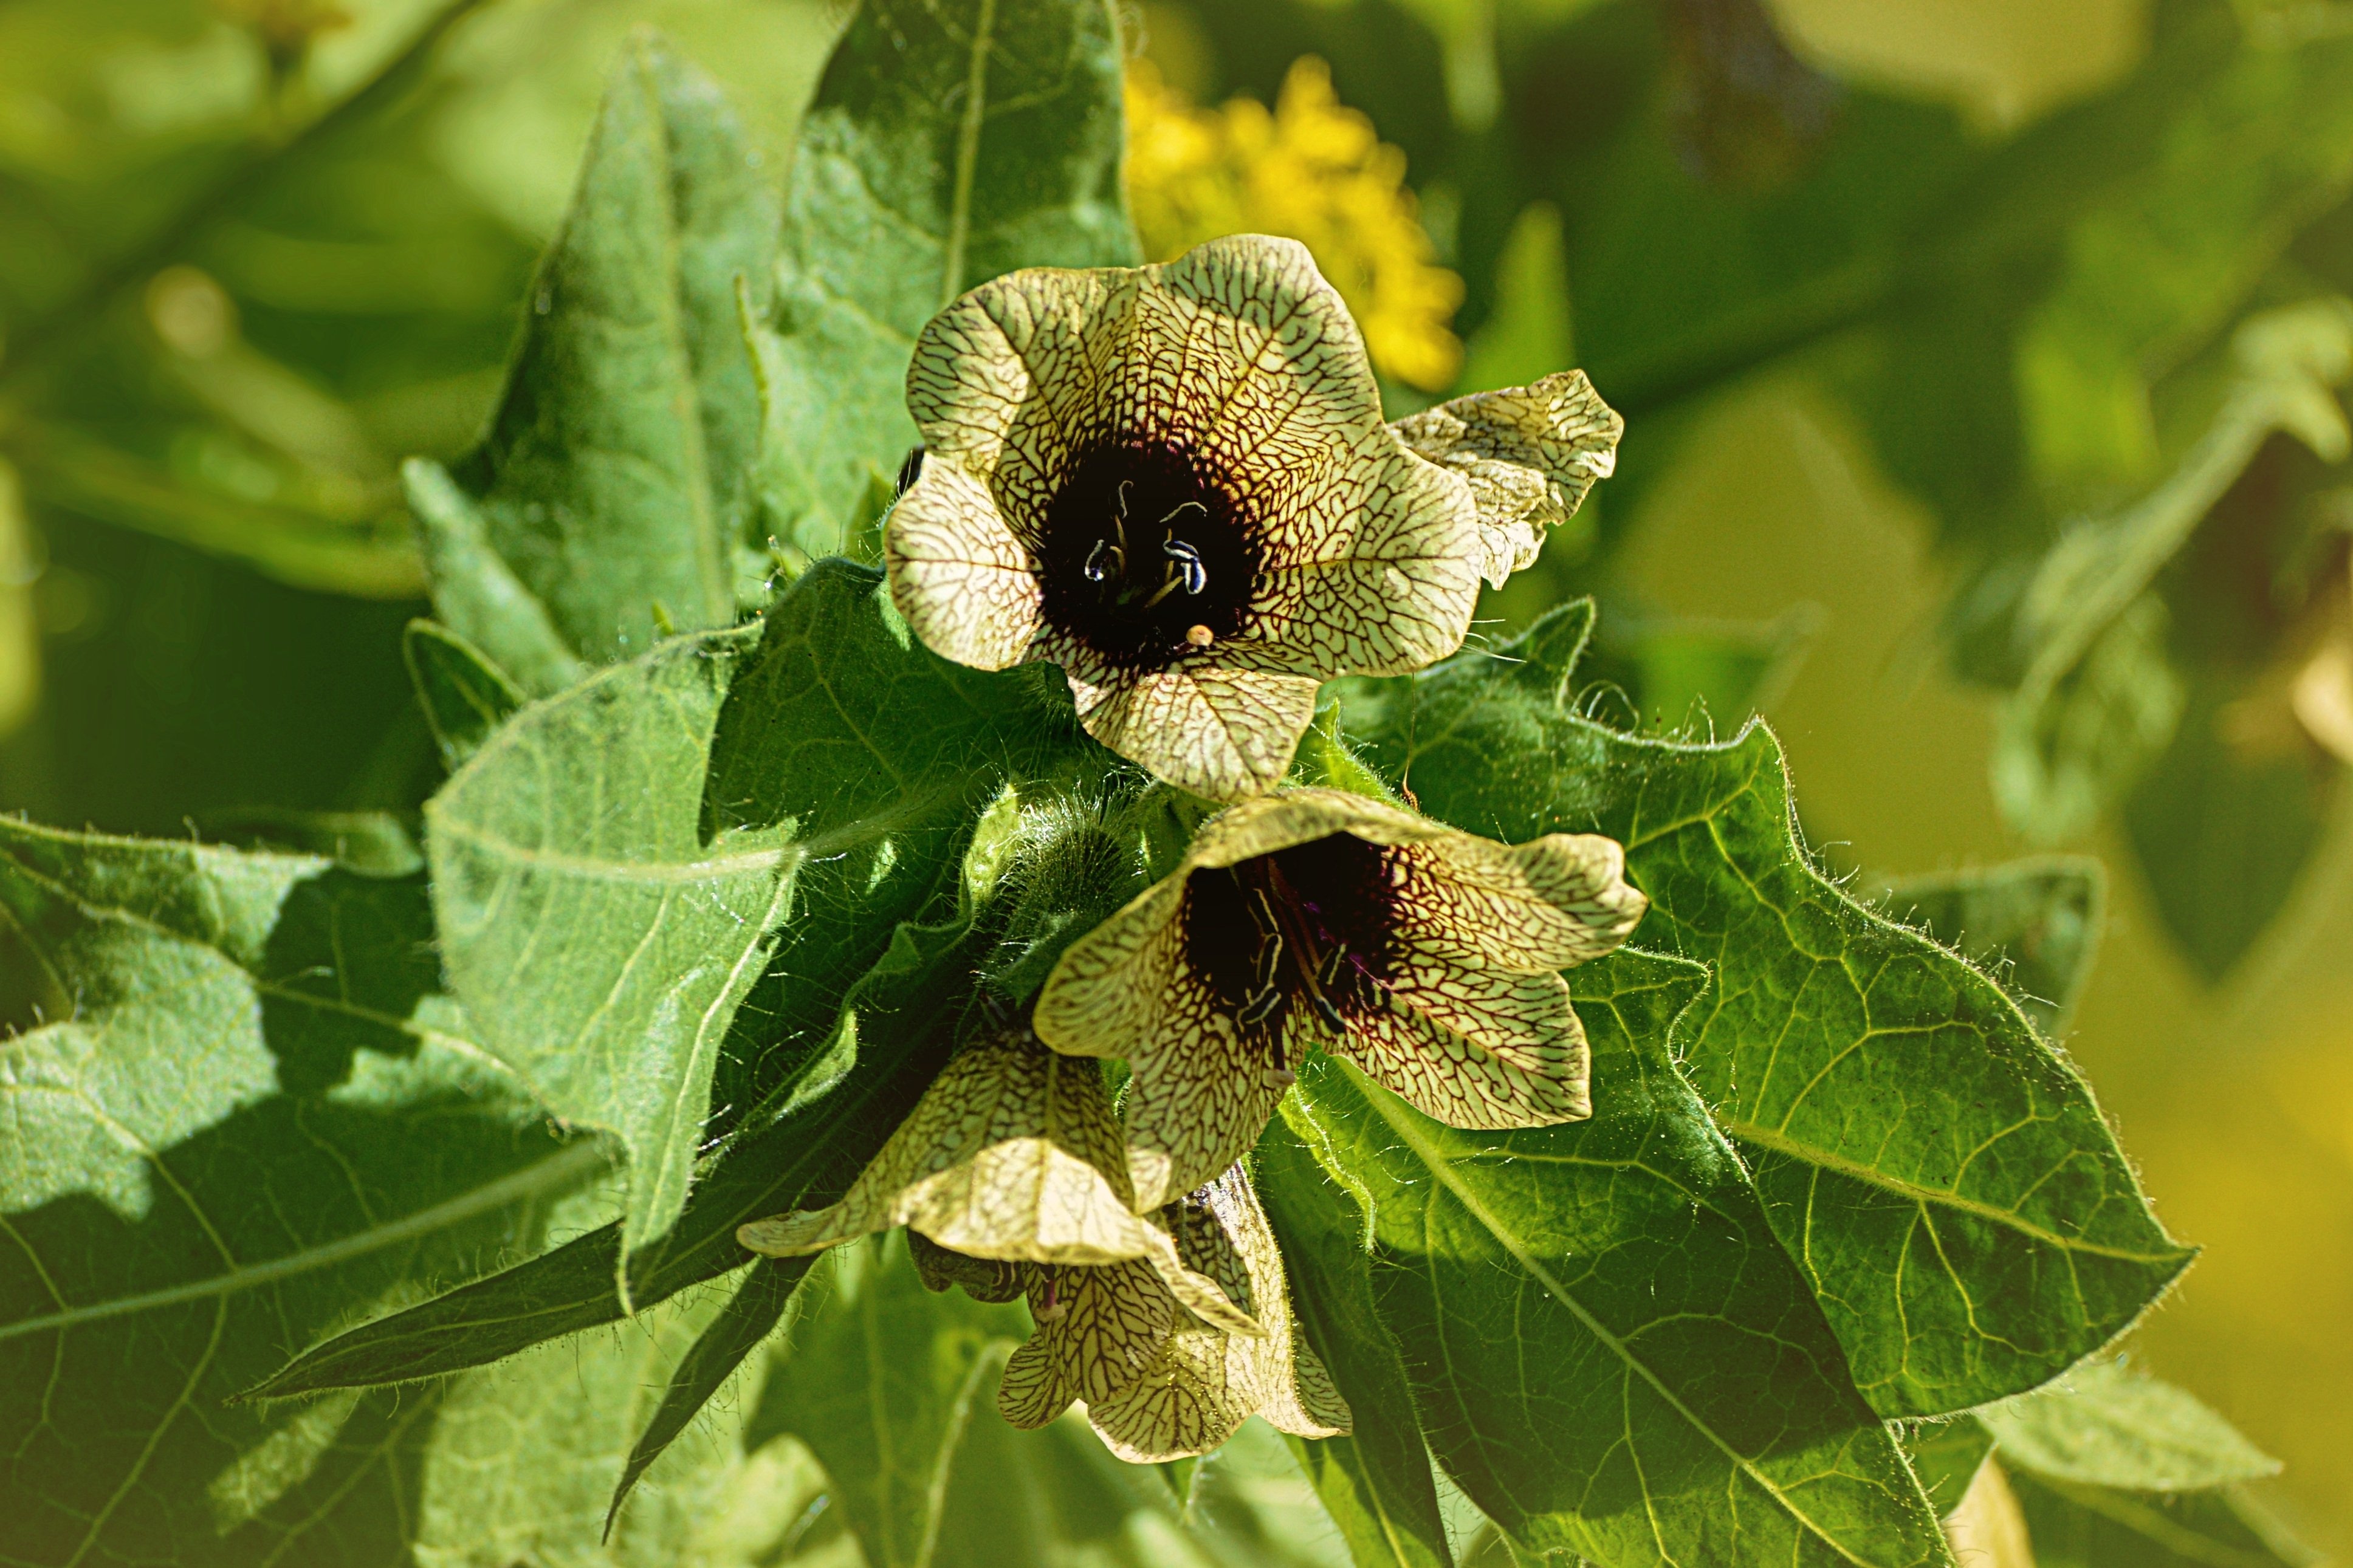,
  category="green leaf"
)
[1283,948,1950,1568]
[1350,604,2195,1418]
[1260,1119,1455,1568]
[405,457,588,697]
[404,617,526,770]
[754,1233,1026,1568]
[1903,1420,1995,1518]
[748,0,1136,557]
[1996,298,2353,843]
[1979,1360,2278,1494]
[2124,673,2337,980]
[1880,857,2105,1038]
[427,617,789,1263]
[0,820,606,1565]
[252,563,1093,1396]
[2006,1473,2321,1568]
[605,1255,808,1536]
[413,1279,794,1566]
[421,33,779,676]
